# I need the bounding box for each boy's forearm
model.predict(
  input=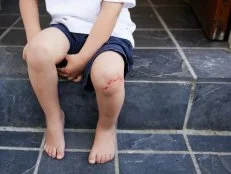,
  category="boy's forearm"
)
[19,0,41,42]
[79,2,123,64]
